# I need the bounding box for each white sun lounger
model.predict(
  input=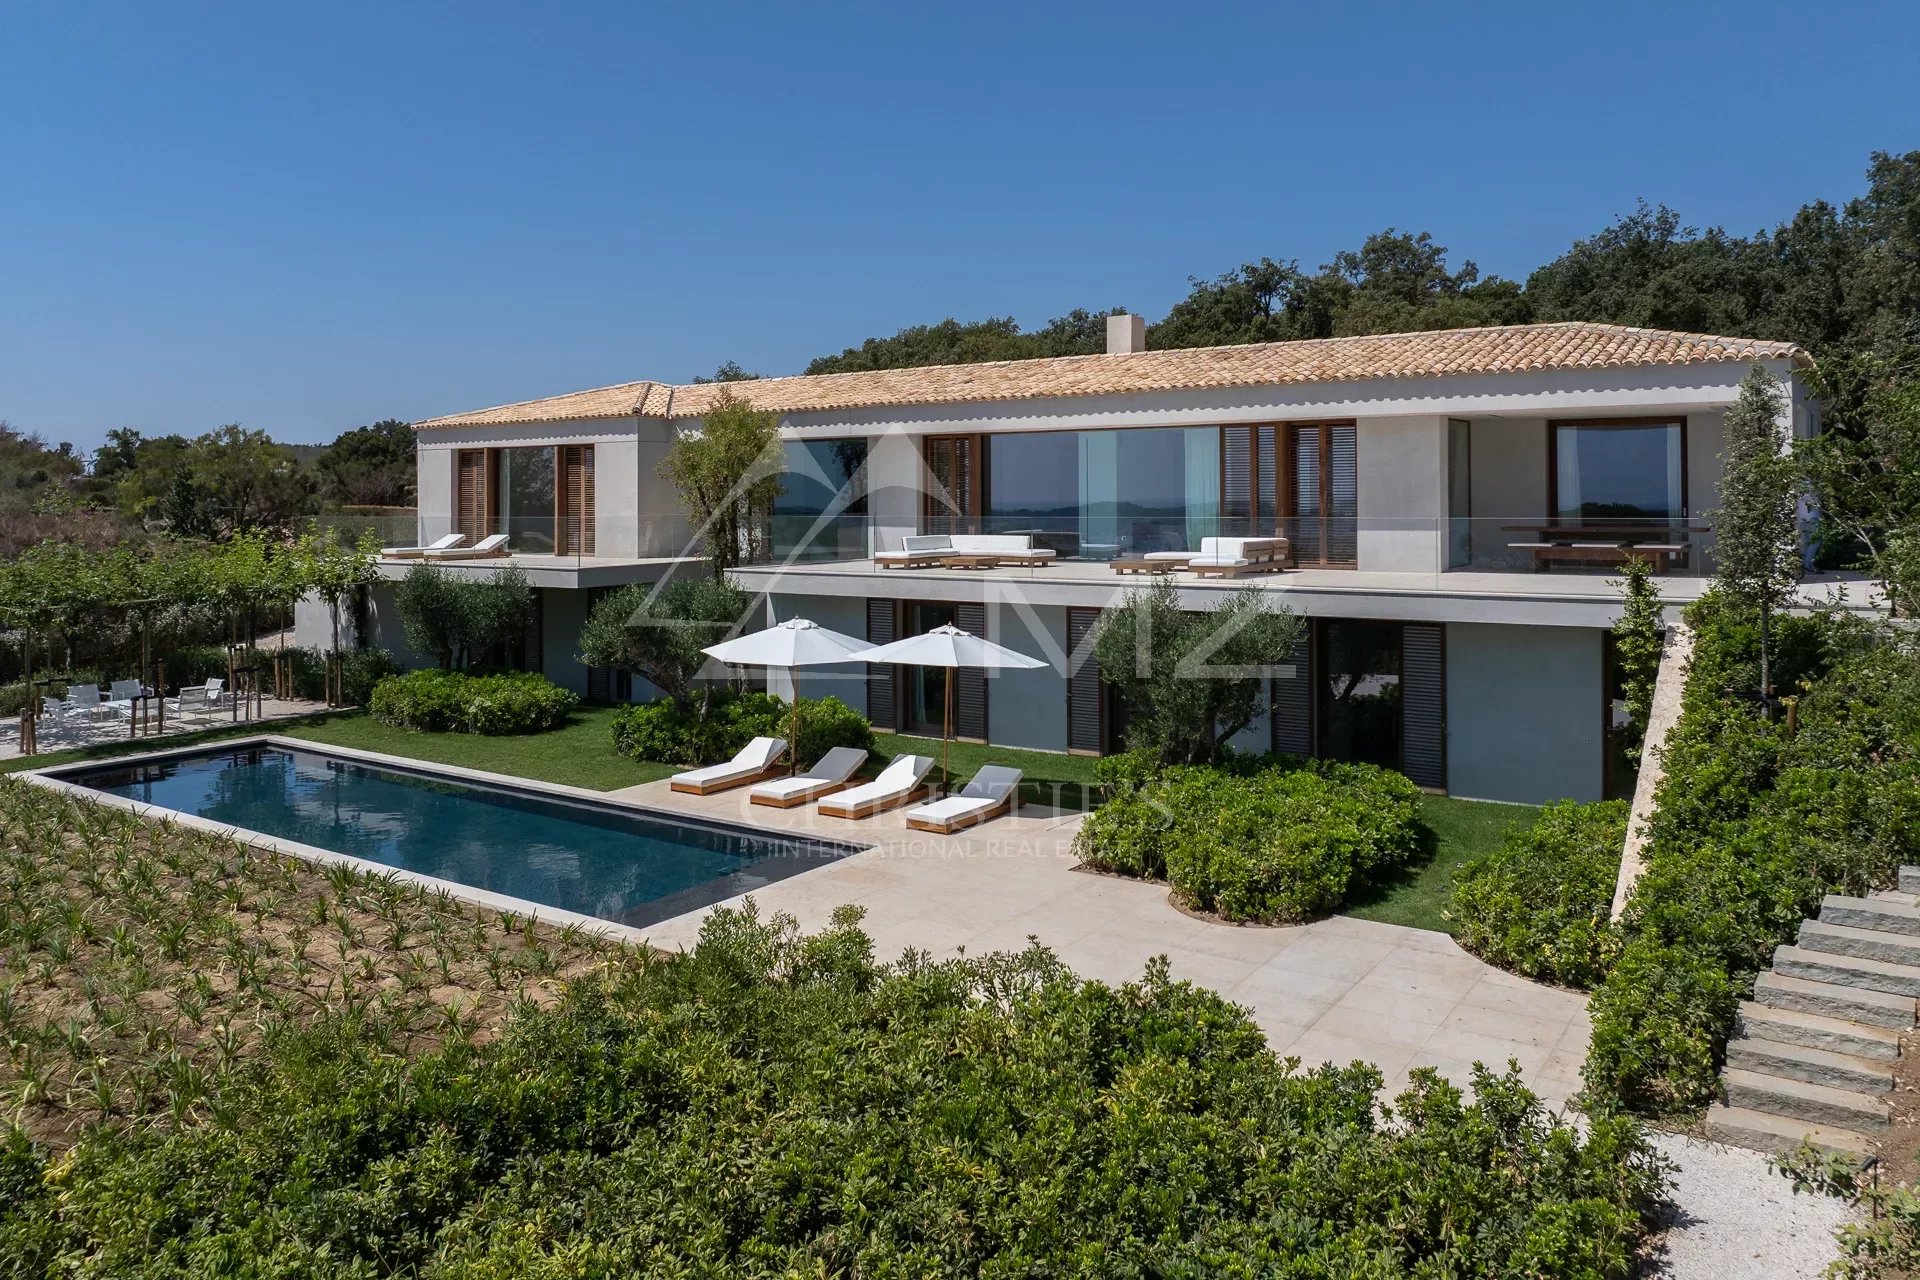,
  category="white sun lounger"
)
[904,765,1023,835]
[669,736,788,796]
[419,533,511,560]
[382,533,467,559]
[748,746,870,809]
[816,754,936,819]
